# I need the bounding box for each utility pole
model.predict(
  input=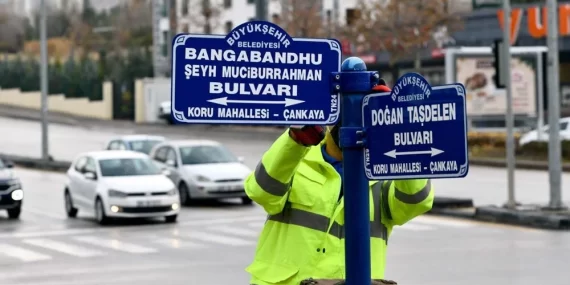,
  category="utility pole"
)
[255,0,268,21]
[502,0,516,209]
[39,0,49,161]
[546,0,565,210]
